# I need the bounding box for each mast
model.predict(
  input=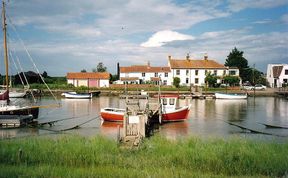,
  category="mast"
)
[2,0,9,92]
